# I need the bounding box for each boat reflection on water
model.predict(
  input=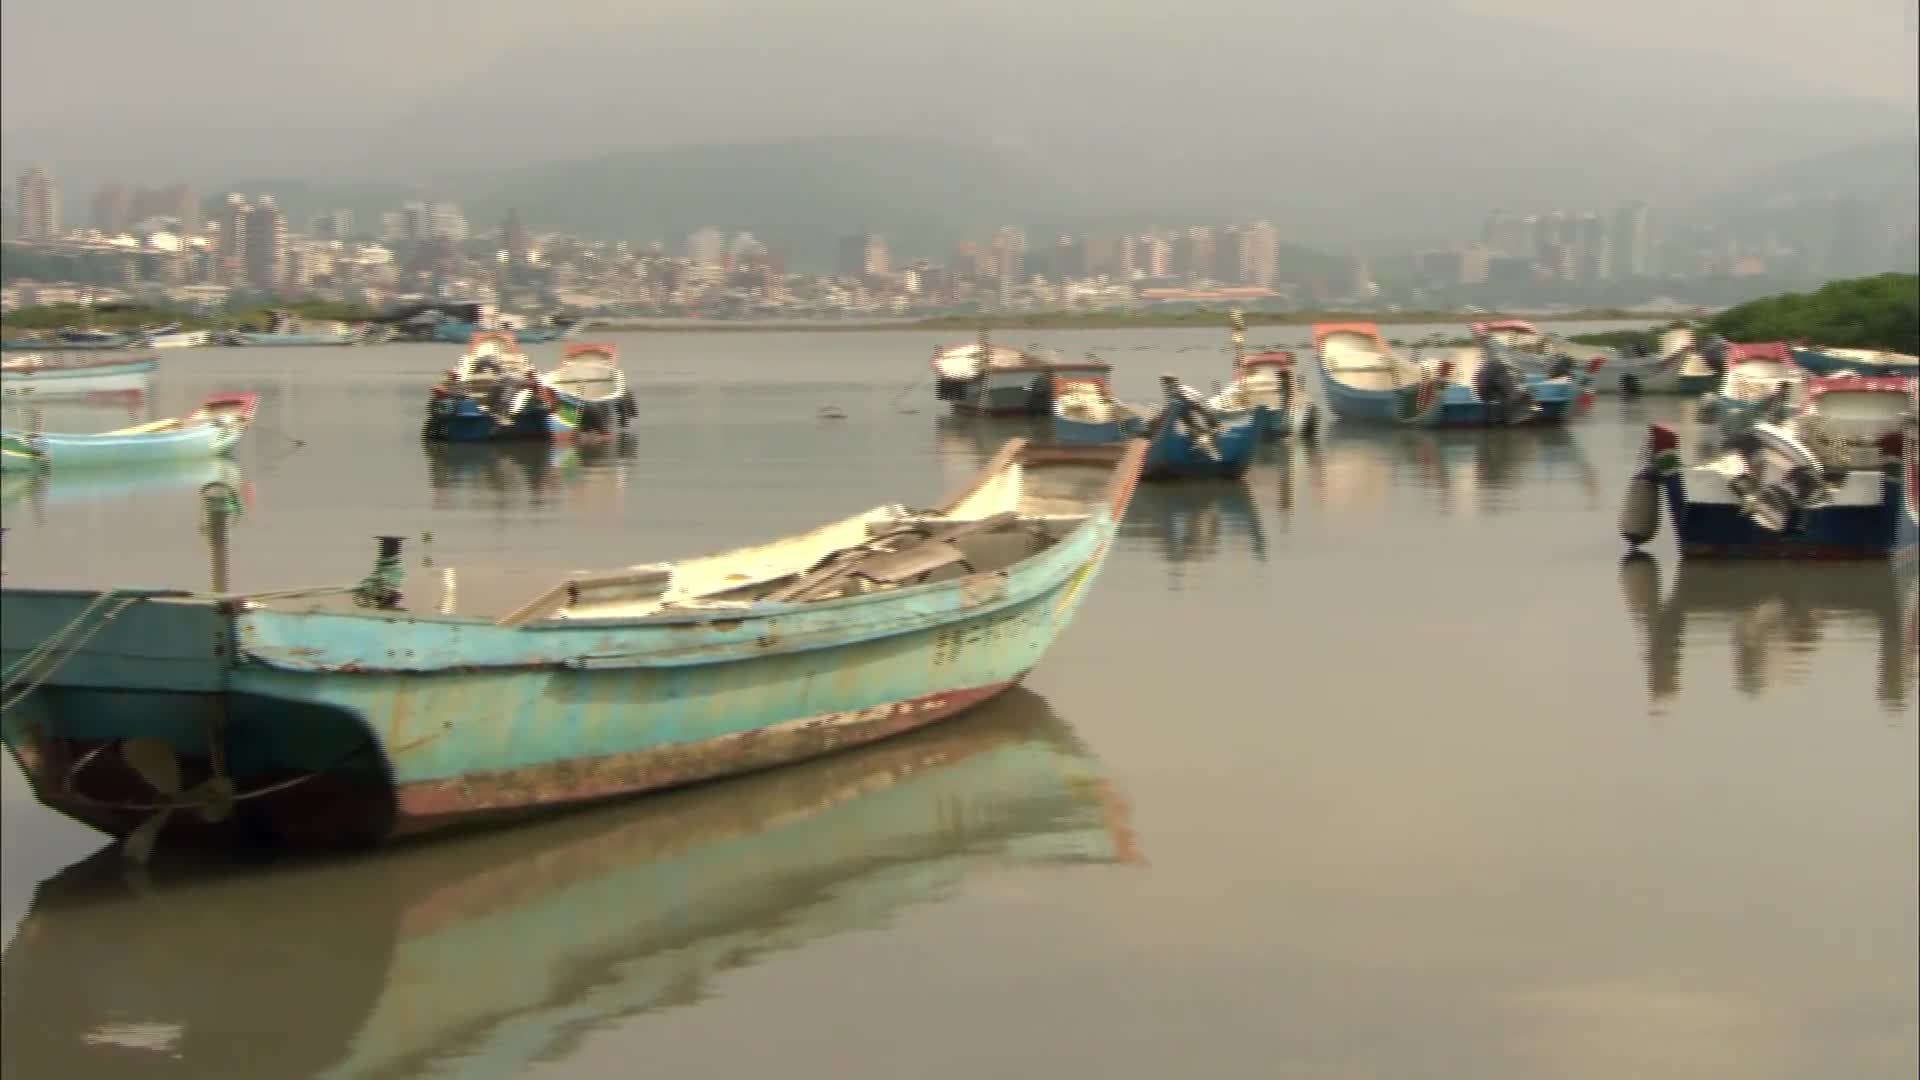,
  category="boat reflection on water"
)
[1308,425,1597,517]
[0,457,248,525]
[1619,555,1918,709]
[0,688,1140,1080]
[422,433,637,513]
[1121,480,1267,578]
[932,414,1048,477]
